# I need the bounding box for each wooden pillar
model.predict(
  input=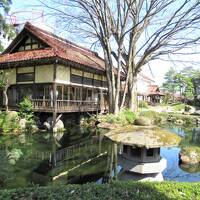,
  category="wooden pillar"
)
[53,82,57,128]
[100,89,104,111]
[53,60,57,129]
[67,86,70,106]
